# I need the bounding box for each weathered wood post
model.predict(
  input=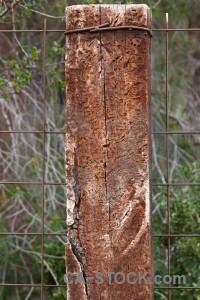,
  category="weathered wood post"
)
[65,4,153,299]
